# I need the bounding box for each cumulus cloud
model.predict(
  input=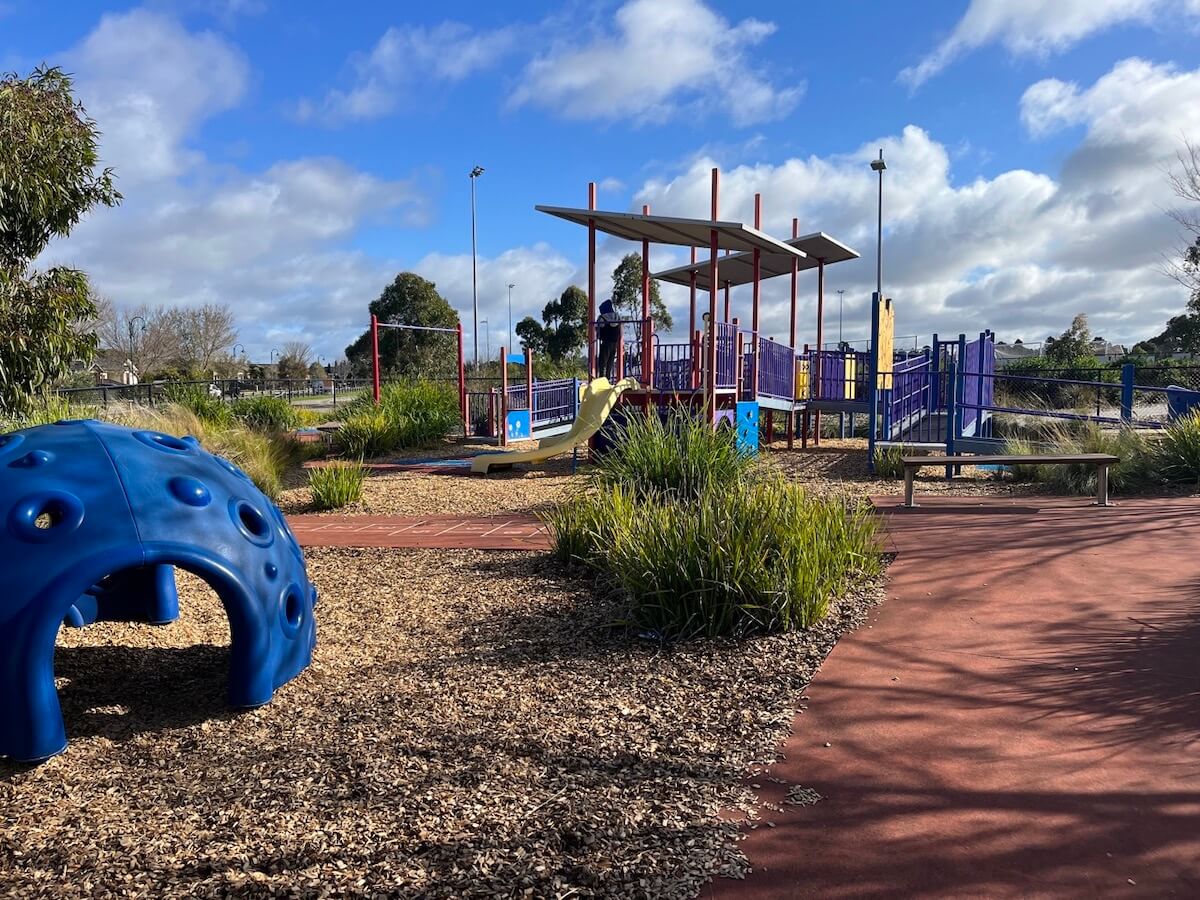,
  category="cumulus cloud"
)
[634,57,1200,348]
[293,21,521,125]
[899,0,1196,89]
[40,10,435,361]
[509,0,802,126]
[72,9,249,184]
